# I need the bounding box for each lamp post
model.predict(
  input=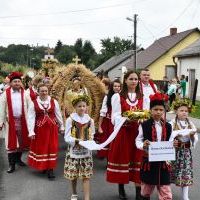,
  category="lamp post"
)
[126,14,138,71]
